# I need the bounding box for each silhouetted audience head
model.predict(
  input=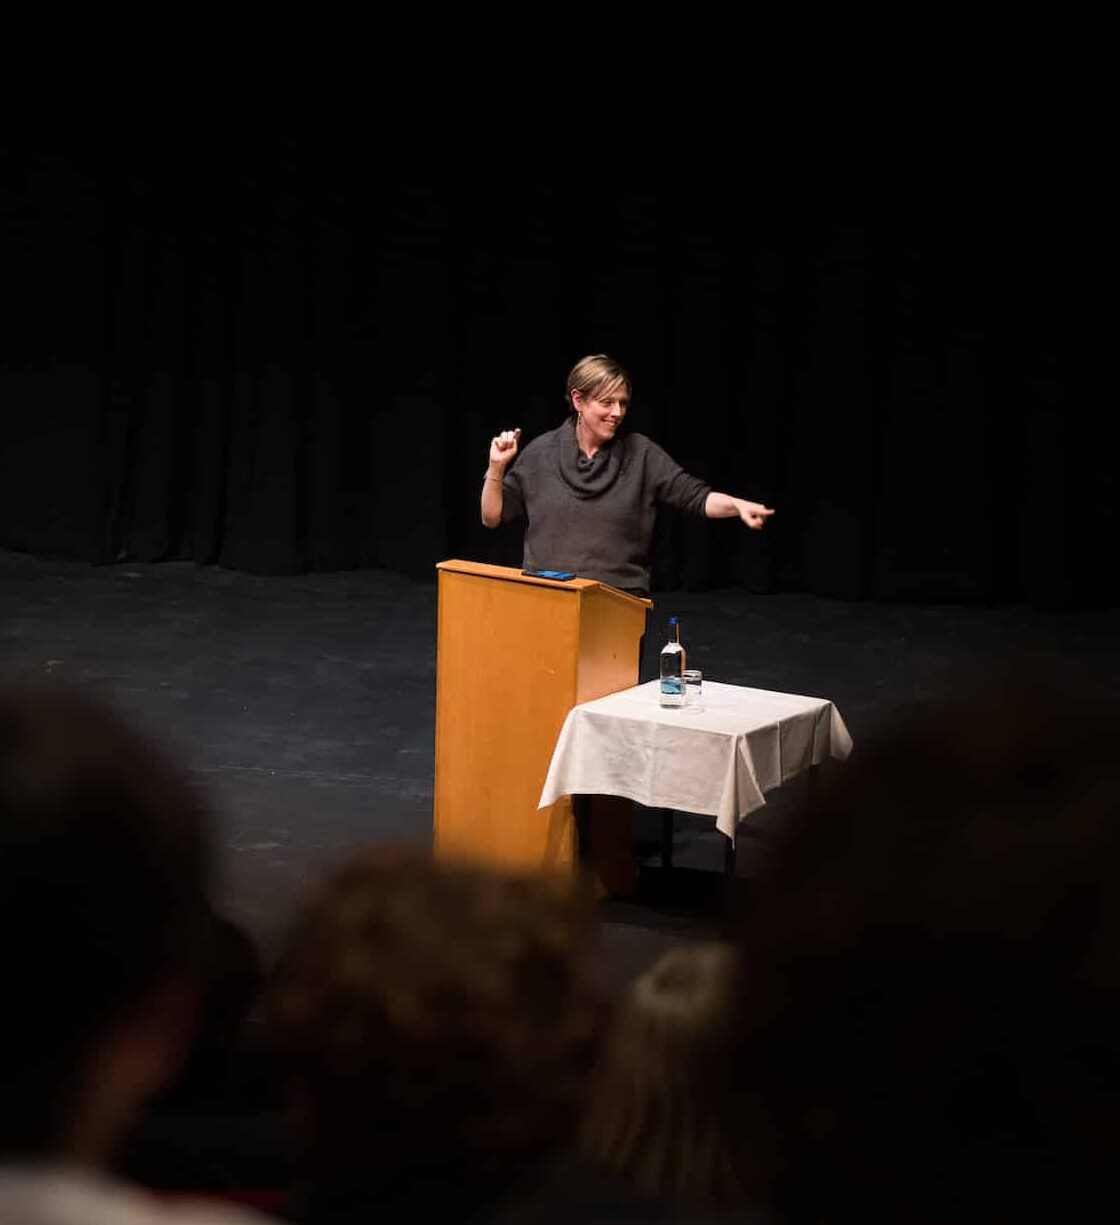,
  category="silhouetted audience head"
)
[0,683,213,1162]
[729,656,1120,1222]
[194,911,265,1057]
[579,940,749,1209]
[138,907,266,1107]
[264,846,604,1214]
